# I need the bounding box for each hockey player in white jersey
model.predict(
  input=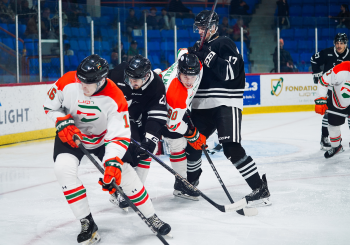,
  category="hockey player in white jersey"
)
[315,61,350,158]
[43,54,171,244]
[158,49,205,200]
